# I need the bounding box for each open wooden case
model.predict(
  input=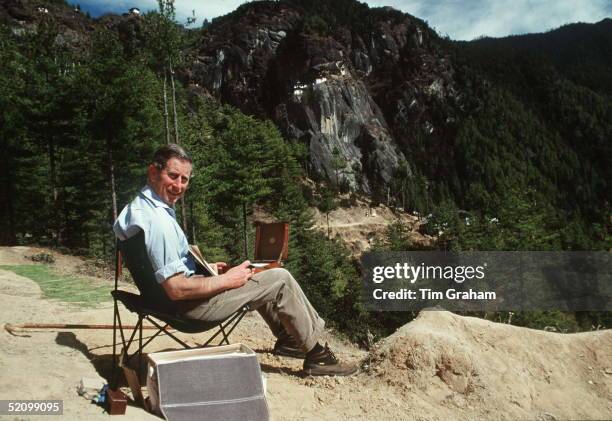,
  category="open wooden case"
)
[251,222,289,272]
